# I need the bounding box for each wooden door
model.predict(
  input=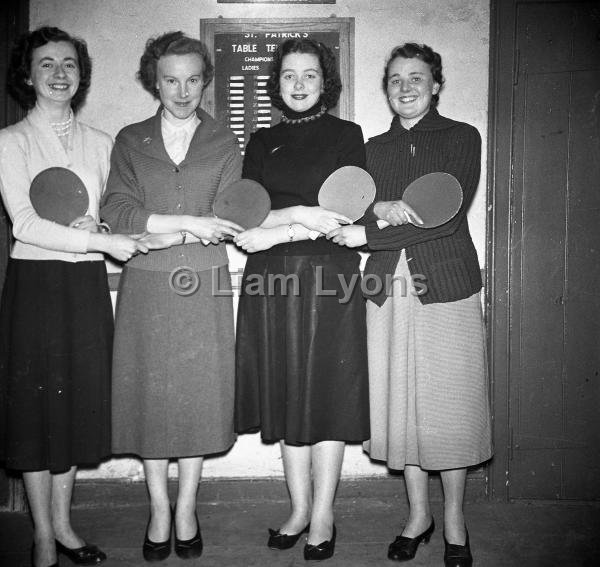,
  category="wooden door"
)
[503,1,600,499]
